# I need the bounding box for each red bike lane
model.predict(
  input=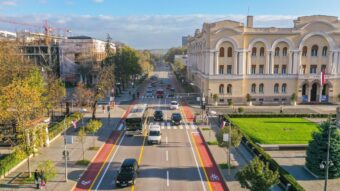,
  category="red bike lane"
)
[183,104,229,191]
[73,103,134,191]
